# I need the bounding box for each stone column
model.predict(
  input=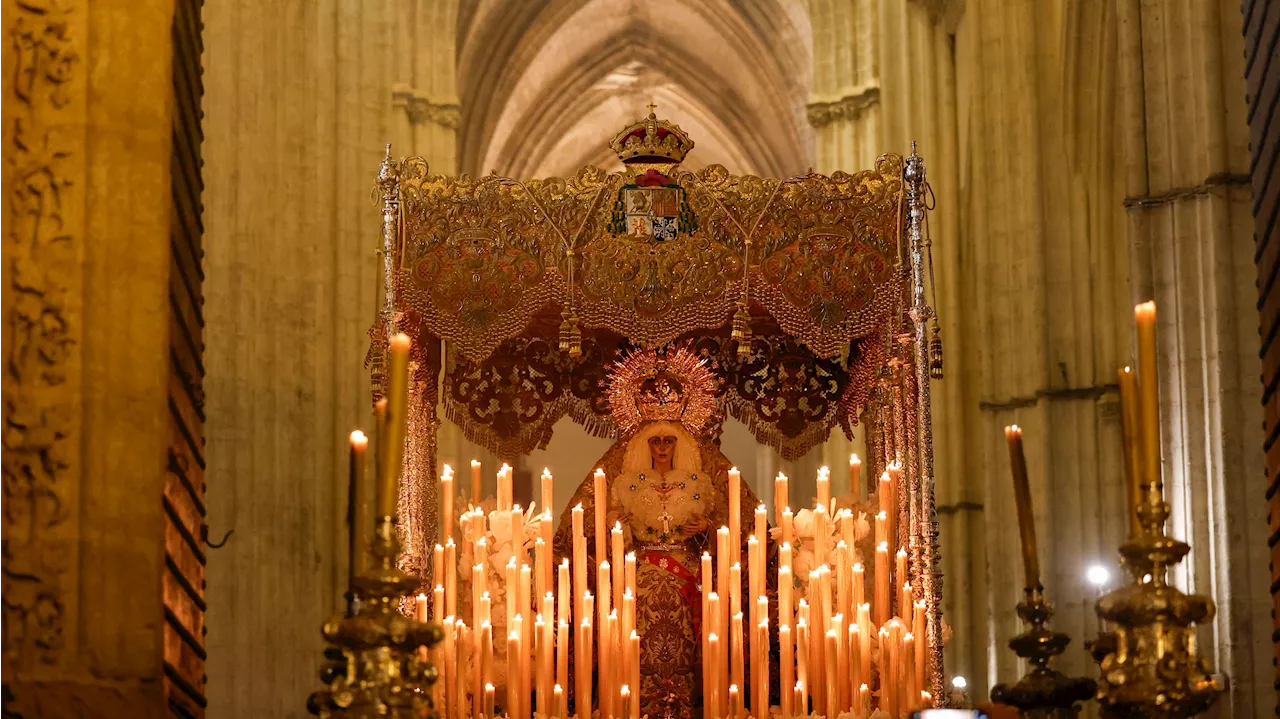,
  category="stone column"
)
[1118,2,1269,714]
[202,2,405,714]
[2,1,177,716]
